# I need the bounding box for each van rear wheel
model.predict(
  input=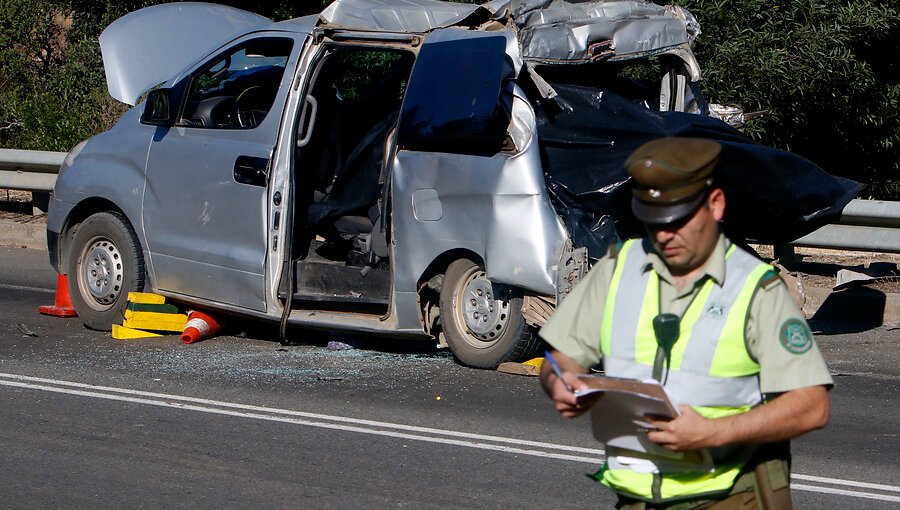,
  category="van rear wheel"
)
[439,258,541,368]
